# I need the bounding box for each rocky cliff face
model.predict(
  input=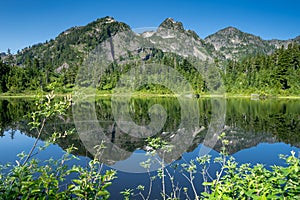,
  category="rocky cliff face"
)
[204,26,300,60]
[11,16,300,70]
[204,27,275,60]
[15,16,131,70]
[139,18,213,61]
